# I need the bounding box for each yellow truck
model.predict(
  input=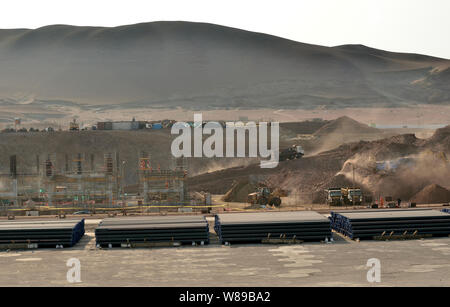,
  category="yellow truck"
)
[325,188,343,206]
[247,187,282,207]
[341,187,363,206]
